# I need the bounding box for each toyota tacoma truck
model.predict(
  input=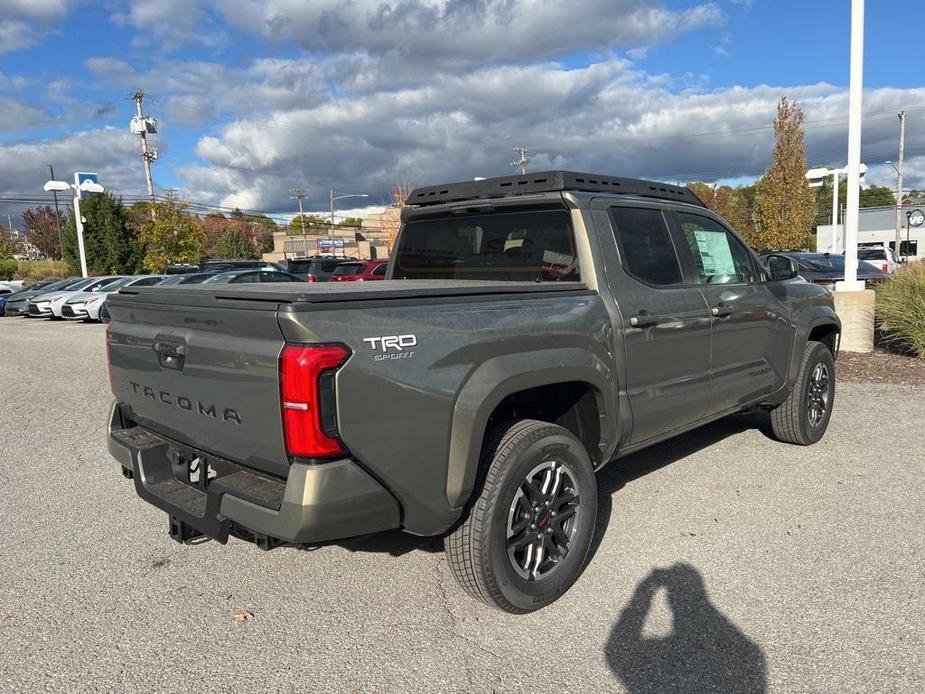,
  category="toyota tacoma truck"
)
[106,171,840,613]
